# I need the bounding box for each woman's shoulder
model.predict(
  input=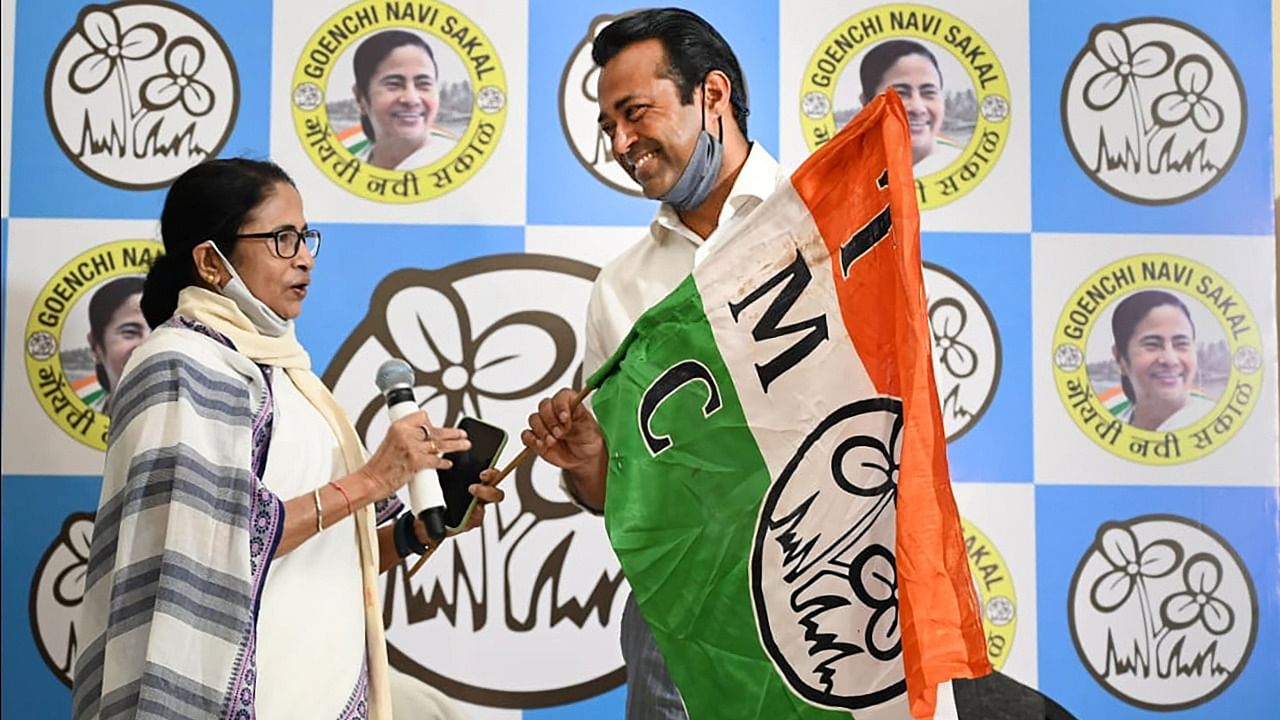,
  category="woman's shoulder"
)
[116,322,264,396]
